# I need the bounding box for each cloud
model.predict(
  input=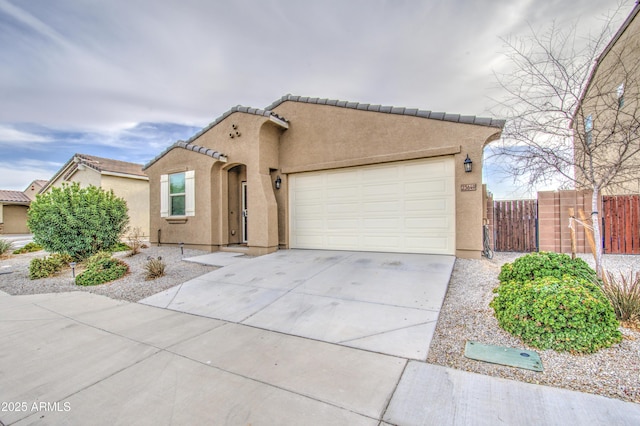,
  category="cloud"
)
[0,0,635,195]
[0,125,51,143]
[0,158,60,191]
